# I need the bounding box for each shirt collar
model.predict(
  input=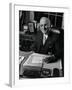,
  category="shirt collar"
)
[44,34,48,39]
